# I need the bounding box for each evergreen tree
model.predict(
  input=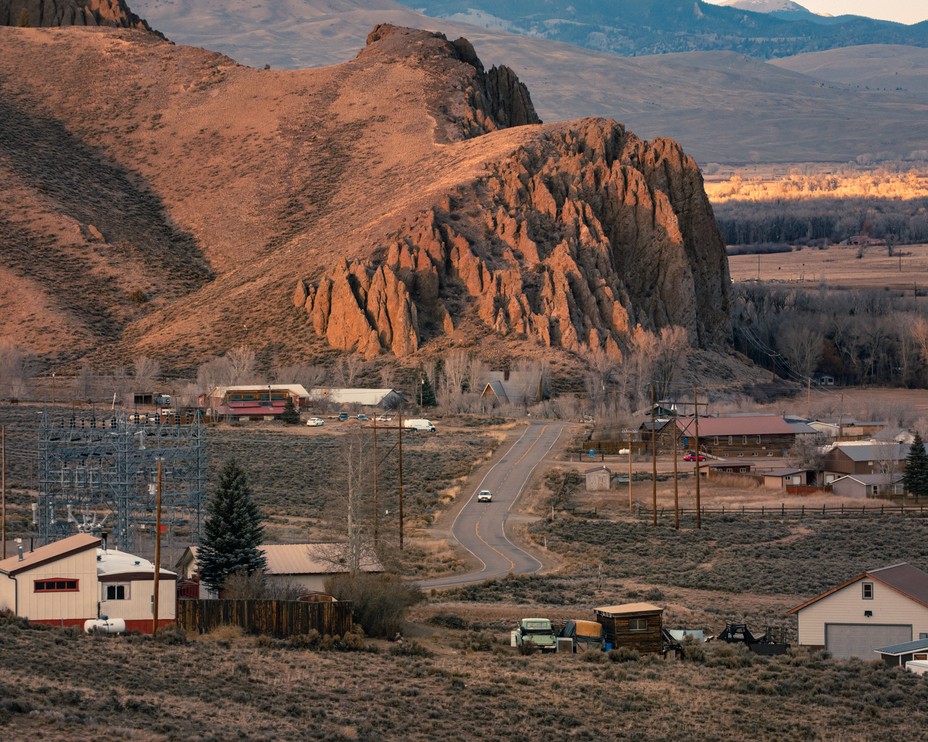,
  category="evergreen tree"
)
[418,372,437,409]
[903,432,928,497]
[198,459,267,593]
[17,8,29,26]
[281,396,300,424]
